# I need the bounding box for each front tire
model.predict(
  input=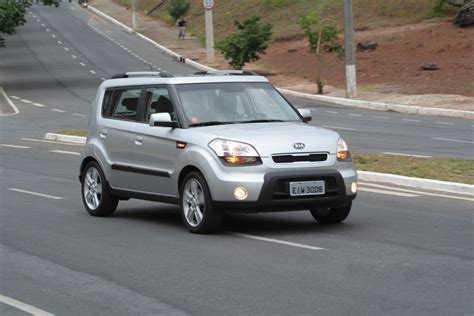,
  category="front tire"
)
[310,202,352,224]
[81,161,118,217]
[180,171,222,234]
